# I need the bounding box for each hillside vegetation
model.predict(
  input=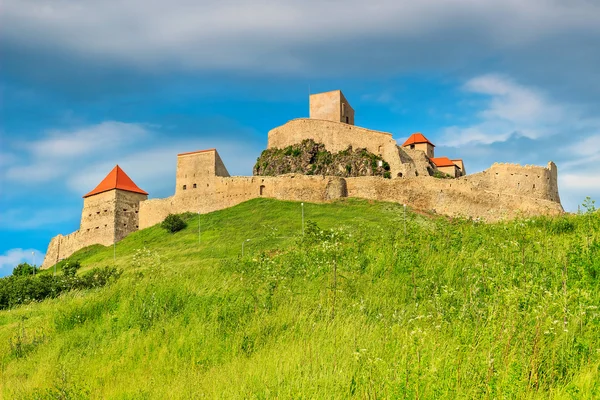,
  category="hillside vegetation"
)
[253,139,392,178]
[1,198,599,399]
